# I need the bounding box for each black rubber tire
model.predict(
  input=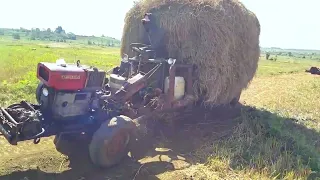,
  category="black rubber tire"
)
[89,115,137,168]
[35,82,44,104]
[53,134,80,155]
